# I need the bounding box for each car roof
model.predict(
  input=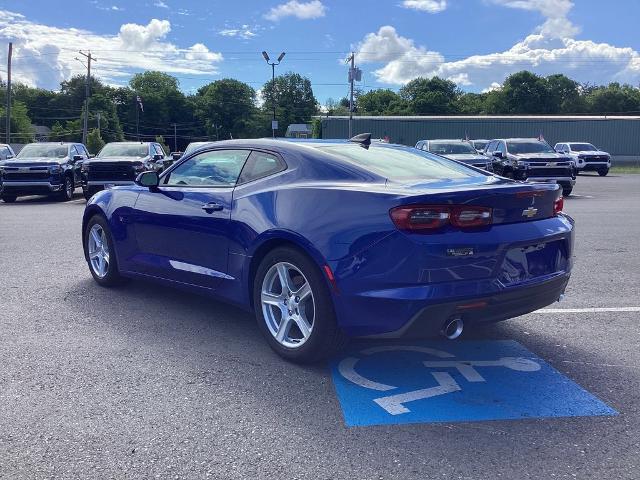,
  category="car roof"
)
[24,142,75,146]
[105,141,152,145]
